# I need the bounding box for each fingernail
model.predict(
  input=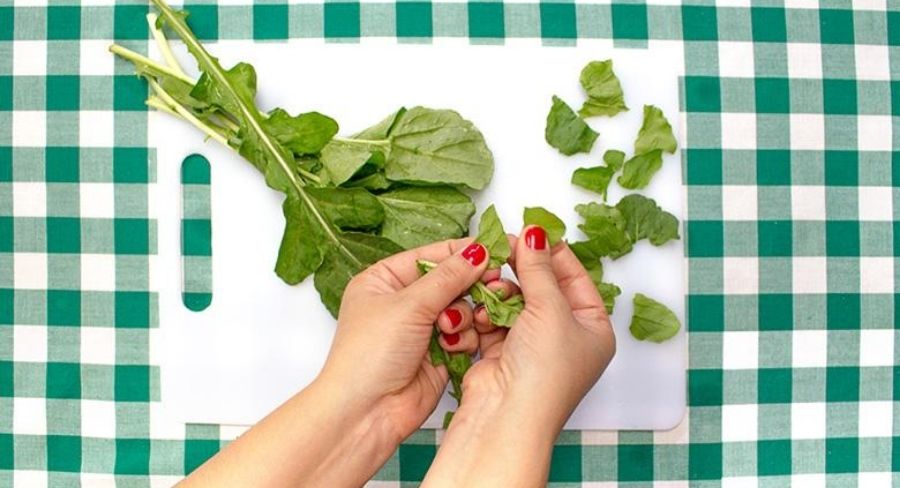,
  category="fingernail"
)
[461,243,487,266]
[442,332,460,346]
[444,308,463,328]
[525,226,547,251]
